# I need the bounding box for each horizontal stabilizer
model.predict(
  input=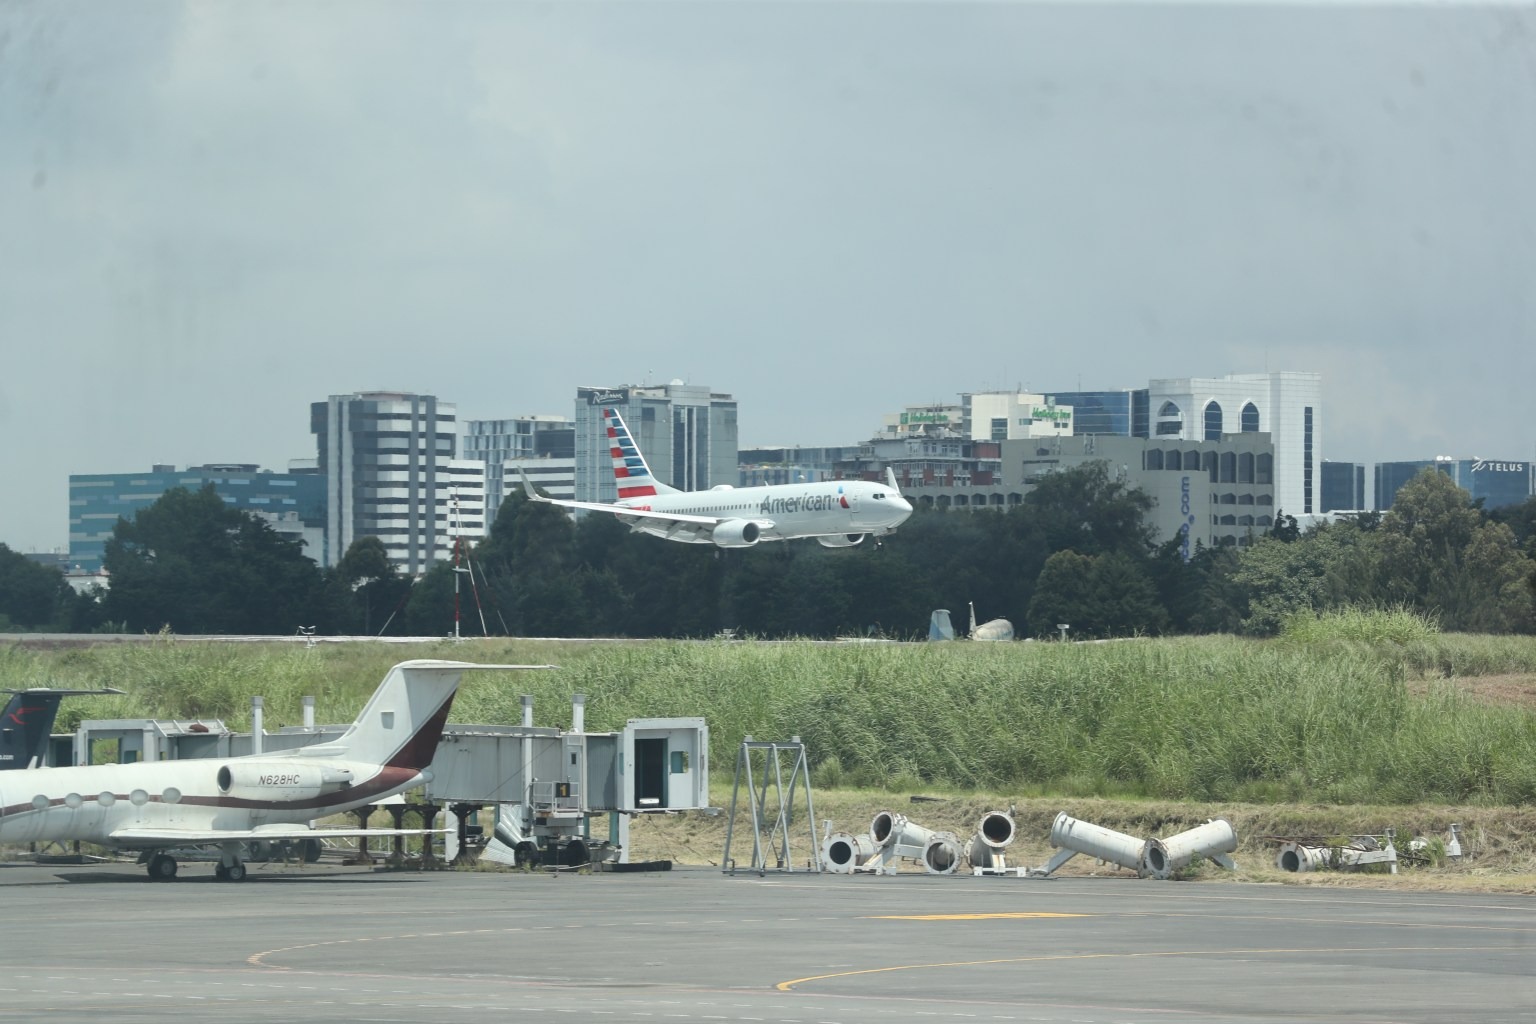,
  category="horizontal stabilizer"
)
[1,687,126,696]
